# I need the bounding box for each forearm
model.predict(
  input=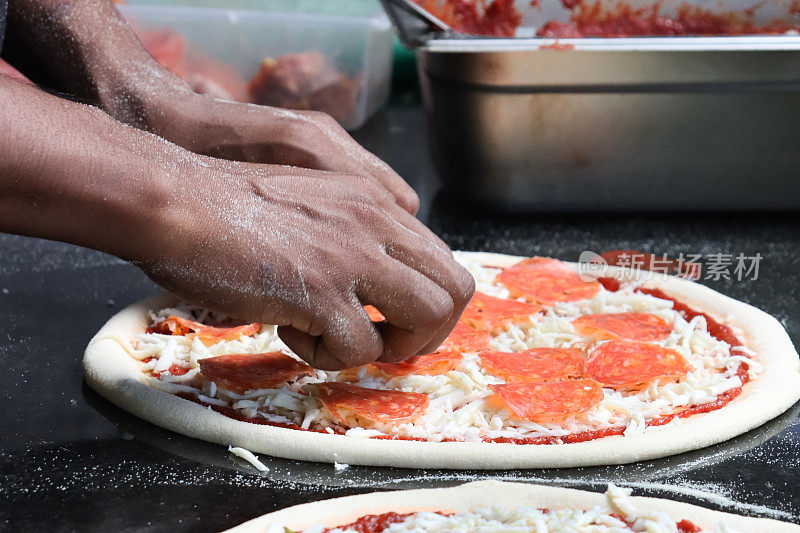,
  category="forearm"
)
[0,76,173,262]
[2,0,191,125]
